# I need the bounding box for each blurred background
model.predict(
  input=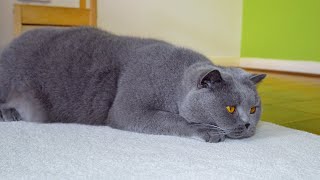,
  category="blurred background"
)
[0,0,319,134]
